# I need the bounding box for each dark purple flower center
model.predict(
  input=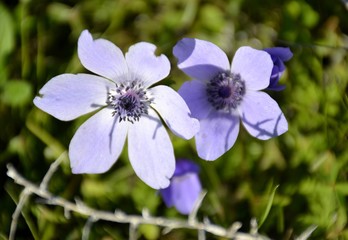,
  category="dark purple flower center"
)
[206,72,245,111]
[107,81,151,123]
[218,86,232,98]
[118,94,138,111]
